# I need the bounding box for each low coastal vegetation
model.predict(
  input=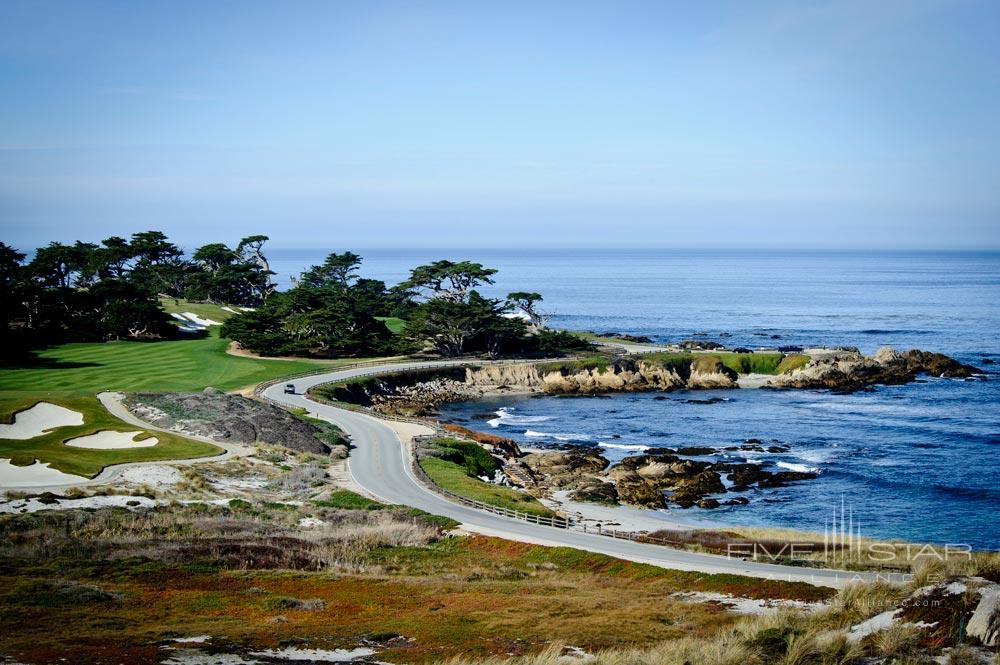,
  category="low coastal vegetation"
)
[542,351,810,377]
[417,437,555,517]
[0,498,831,663]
